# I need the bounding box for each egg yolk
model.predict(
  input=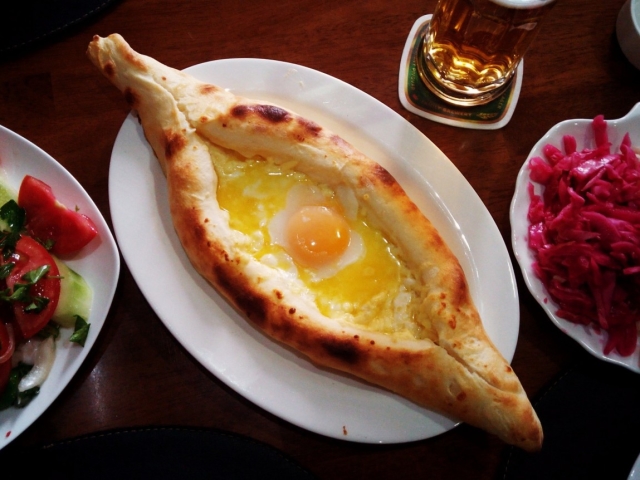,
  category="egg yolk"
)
[284,205,350,268]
